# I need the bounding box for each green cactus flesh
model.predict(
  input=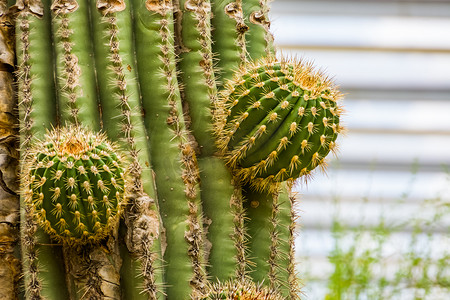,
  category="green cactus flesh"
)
[23,127,126,244]
[216,57,343,191]
[201,279,284,300]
